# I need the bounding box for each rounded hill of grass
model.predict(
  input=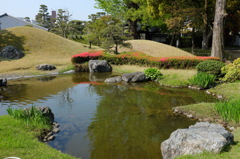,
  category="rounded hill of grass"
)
[0,26,100,75]
[119,40,194,57]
